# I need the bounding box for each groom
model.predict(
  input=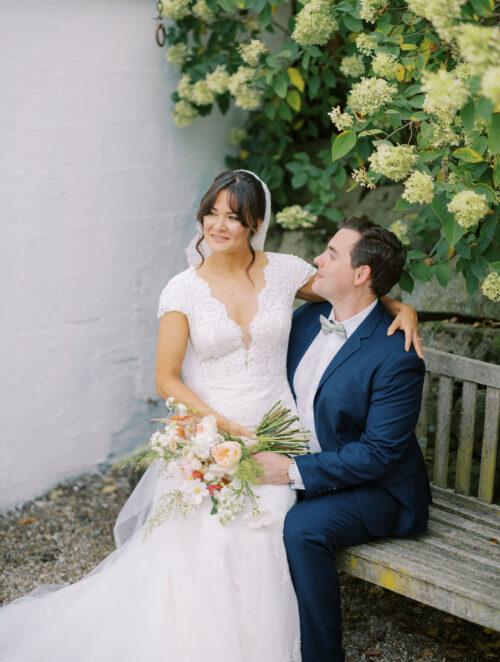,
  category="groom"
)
[255,216,432,662]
